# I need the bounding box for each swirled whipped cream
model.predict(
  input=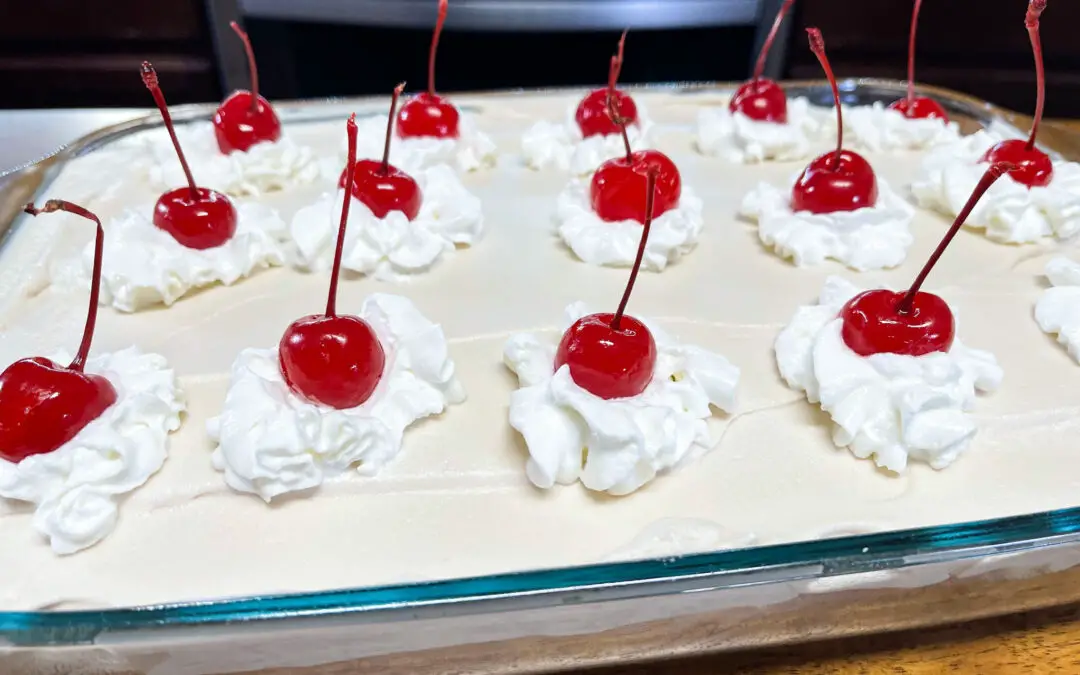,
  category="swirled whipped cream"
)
[208,293,466,502]
[504,302,740,495]
[143,122,328,197]
[73,201,287,312]
[694,97,833,163]
[775,276,1003,473]
[290,165,483,280]
[844,102,961,153]
[521,102,654,175]
[556,179,704,270]
[912,130,1080,244]
[1035,256,1080,362]
[740,174,915,271]
[0,348,185,554]
[349,112,496,173]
